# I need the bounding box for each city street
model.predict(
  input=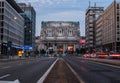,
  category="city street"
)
[64,57,120,83]
[1,0,120,83]
[0,57,57,83]
[0,56,120,83]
